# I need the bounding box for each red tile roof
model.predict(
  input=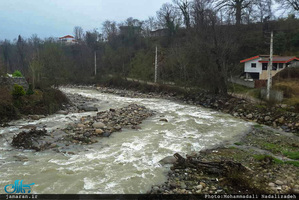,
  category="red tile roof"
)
[59,35,74,39]
[240,55,299,63]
